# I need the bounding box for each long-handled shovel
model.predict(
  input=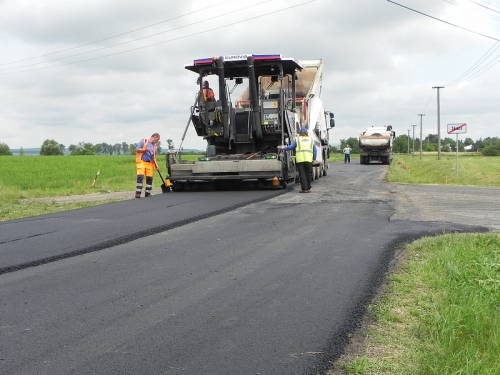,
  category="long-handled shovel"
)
[154,160,171,193]
[156,169,171,193]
